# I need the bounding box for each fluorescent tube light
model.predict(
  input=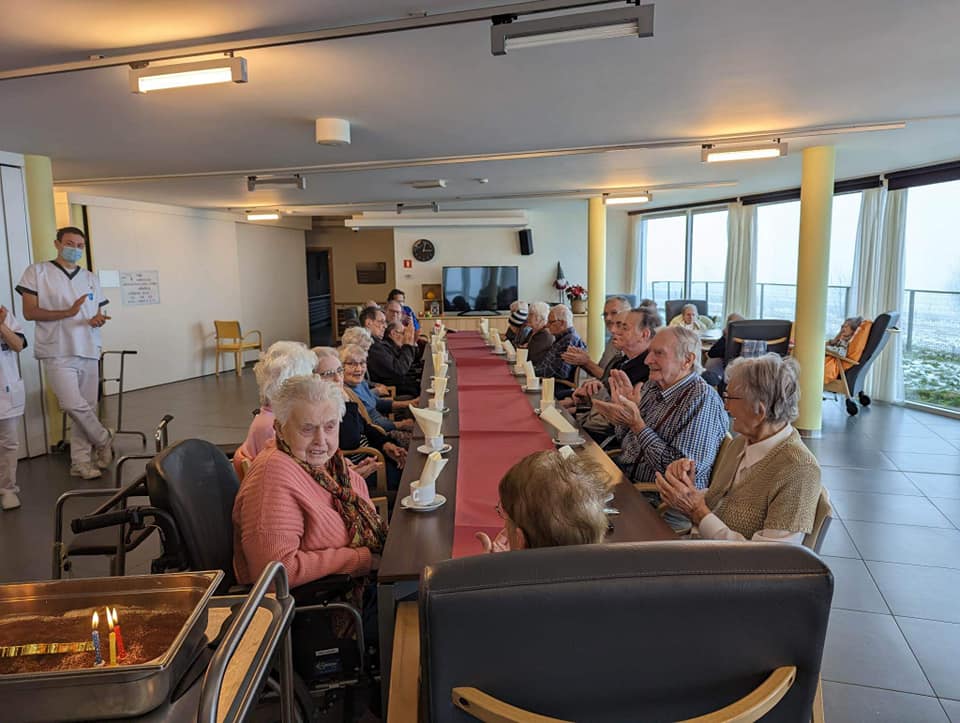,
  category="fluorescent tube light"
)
[702,141,787,163]
[246,211,280,221]
[130,56,247,93]
[604,193,651,205]
[491,5,654,56]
